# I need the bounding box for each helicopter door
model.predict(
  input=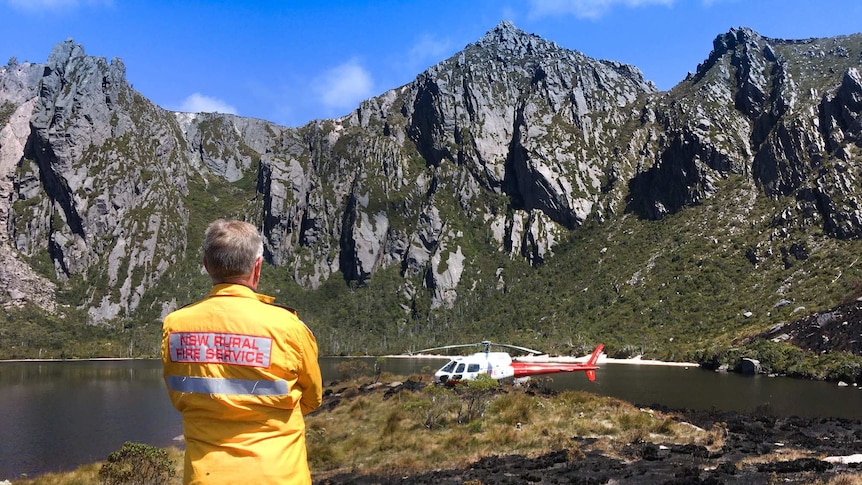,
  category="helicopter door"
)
[435,360,458,383]
[453,363,465,380]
